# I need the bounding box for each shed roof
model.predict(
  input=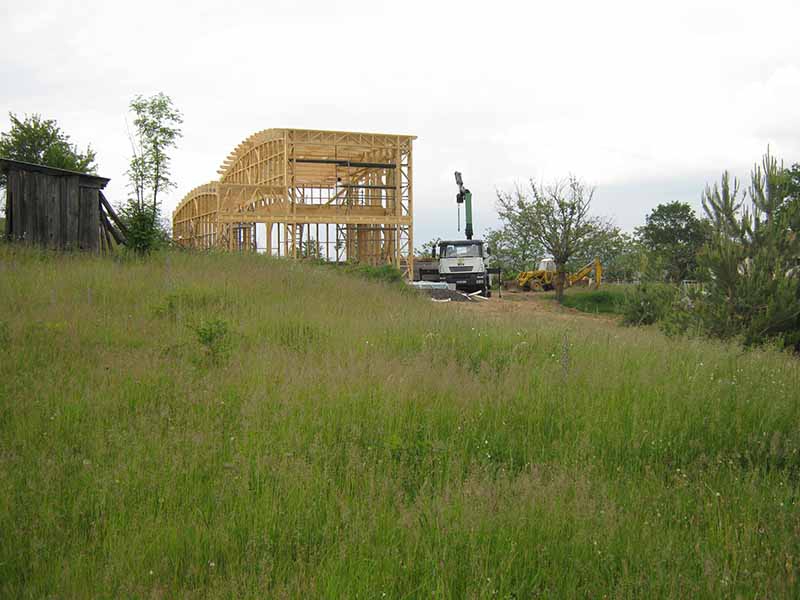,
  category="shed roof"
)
[0,157,110,188]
